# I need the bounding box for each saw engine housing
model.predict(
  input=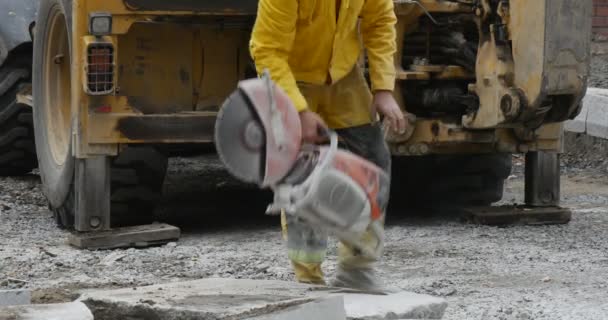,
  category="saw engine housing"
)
[271,133,390,258]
